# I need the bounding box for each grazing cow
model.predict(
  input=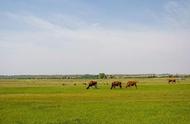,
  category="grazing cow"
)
[168,79,176,84]
[111,81,122,89]
[126,81,137,89]
[86,81,97,89]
